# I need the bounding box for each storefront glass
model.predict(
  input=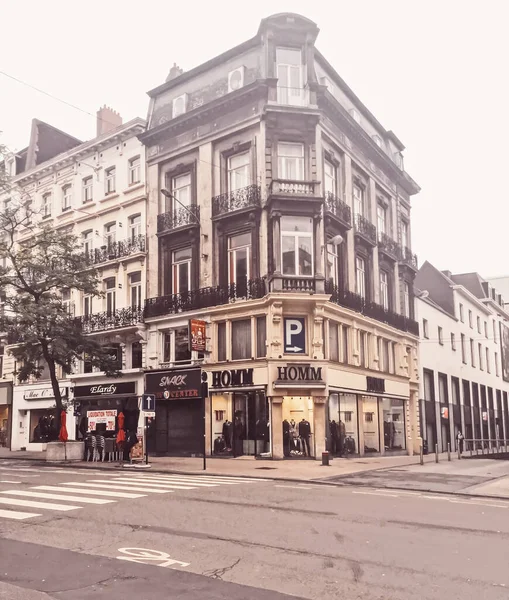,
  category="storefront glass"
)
[361,395,380,453]
[282,396,314,458]
[339,393,358,455]
[30,408,59,443]
[0,405,10,447]
[381,398,406,451]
